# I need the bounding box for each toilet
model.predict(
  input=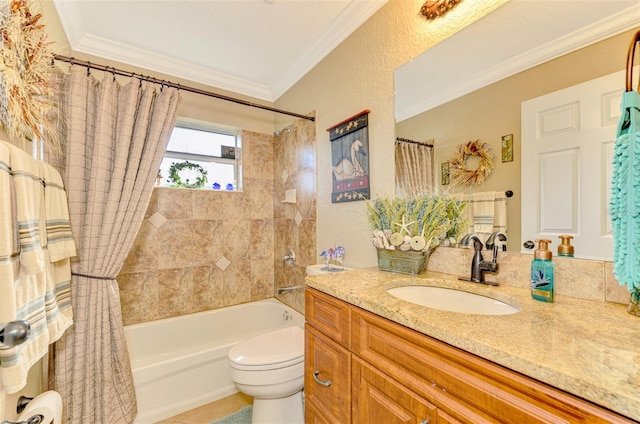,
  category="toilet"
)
[228,264,352,423]
[228,326,305,424]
